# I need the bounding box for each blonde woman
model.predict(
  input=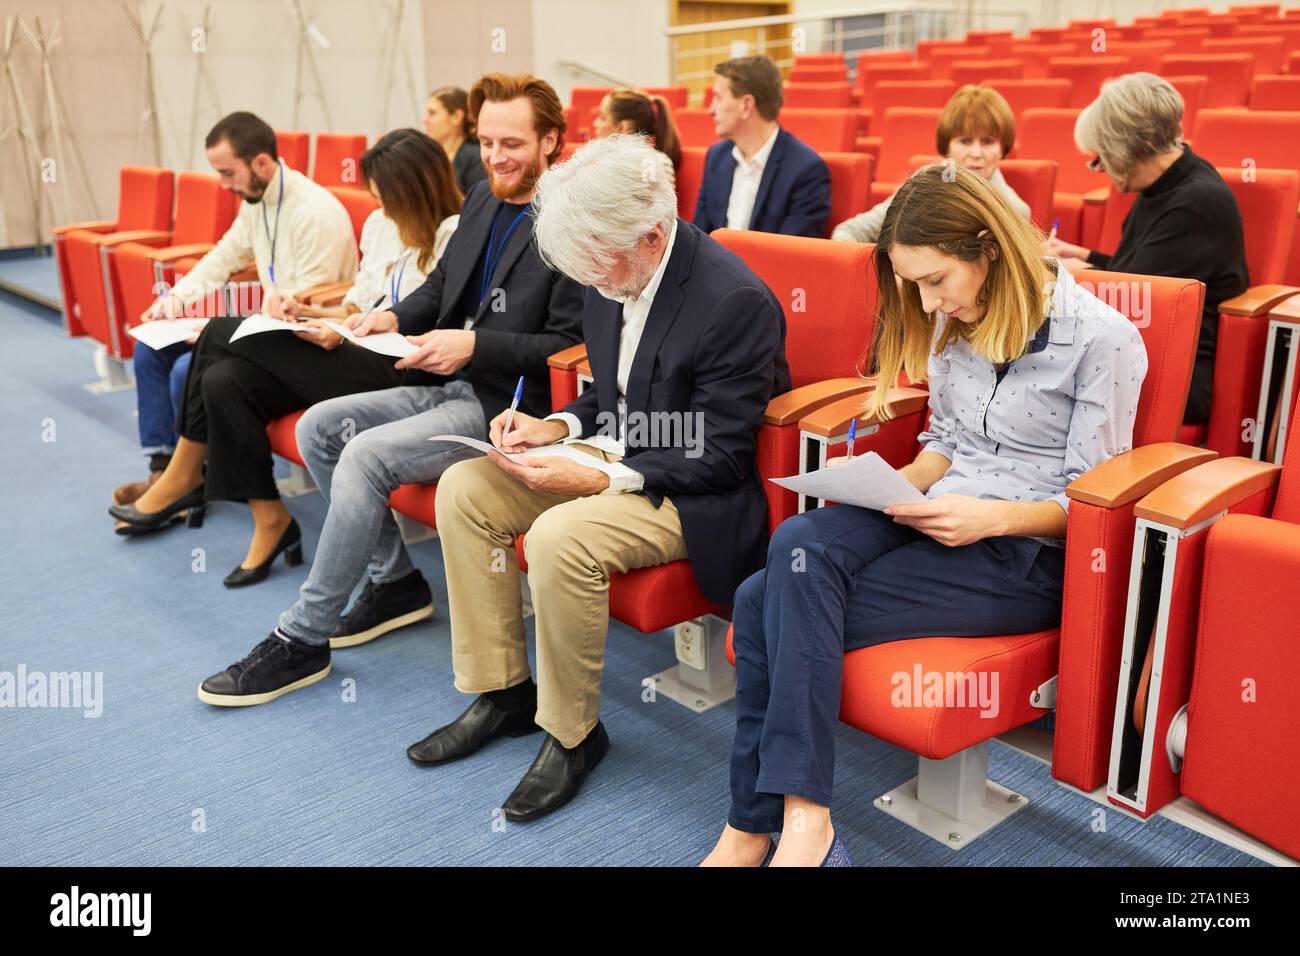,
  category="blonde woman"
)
[833,85,1031,243]
[702,164,1148,867]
